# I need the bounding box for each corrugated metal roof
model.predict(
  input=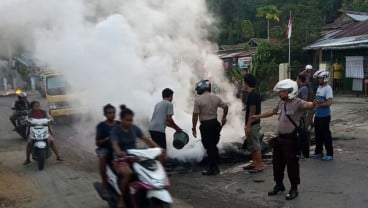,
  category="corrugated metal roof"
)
[305,35,368,50]
[218,51,255,59]
[332,20,368,38]
[306,17,368,50]
[346,11,368,22]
